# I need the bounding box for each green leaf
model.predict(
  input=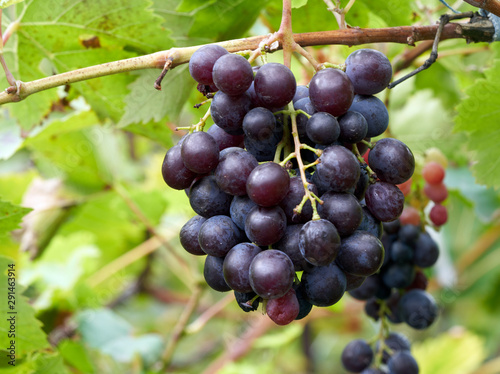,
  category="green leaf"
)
[455,58,500,189]
[413,330,486,374]
[292,0,308,8]
[357,0,413,26]
[0,0,23,8]
[2,0,172,129]
[58,340,95,374]
[0,256,50,356]
[100,334,164,365]
[0,200,31,236]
